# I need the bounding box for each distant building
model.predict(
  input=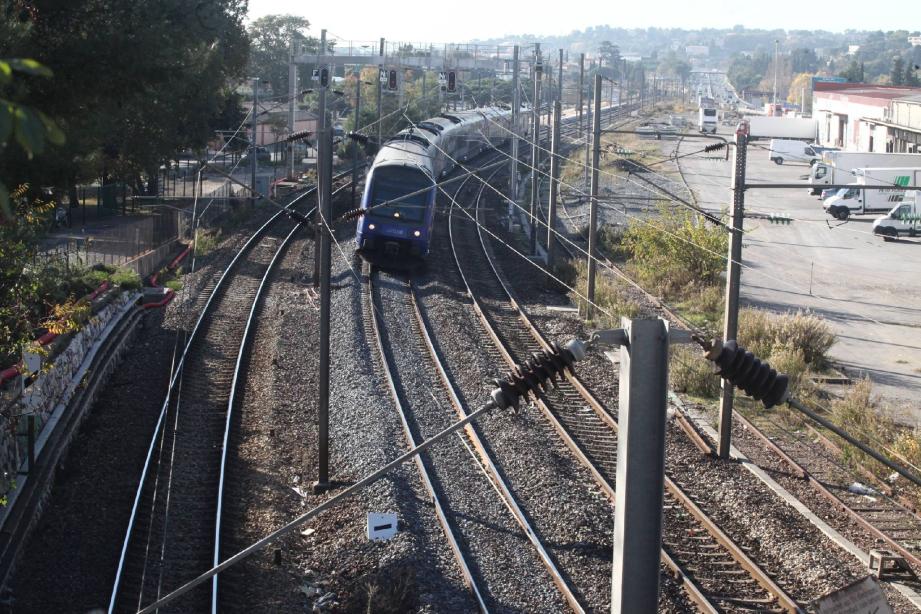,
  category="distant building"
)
[909,35,921,47]
[847,45,861,56]
[243,101,319,147]
[812,83,921,152]
[880,95,921,152]
[685,45,709,58]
